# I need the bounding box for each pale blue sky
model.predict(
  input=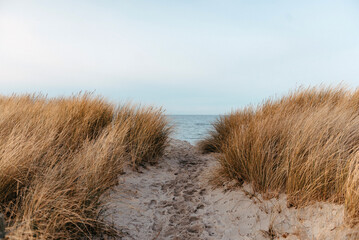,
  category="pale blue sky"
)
[0,0,359,114]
